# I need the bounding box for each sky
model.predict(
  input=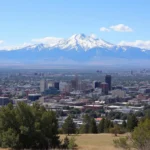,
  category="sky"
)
[0,0,150,49]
